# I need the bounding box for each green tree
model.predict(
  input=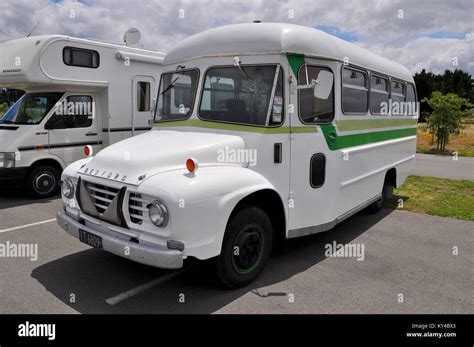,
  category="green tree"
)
[414,69,473,115]
[422,92,473,152]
